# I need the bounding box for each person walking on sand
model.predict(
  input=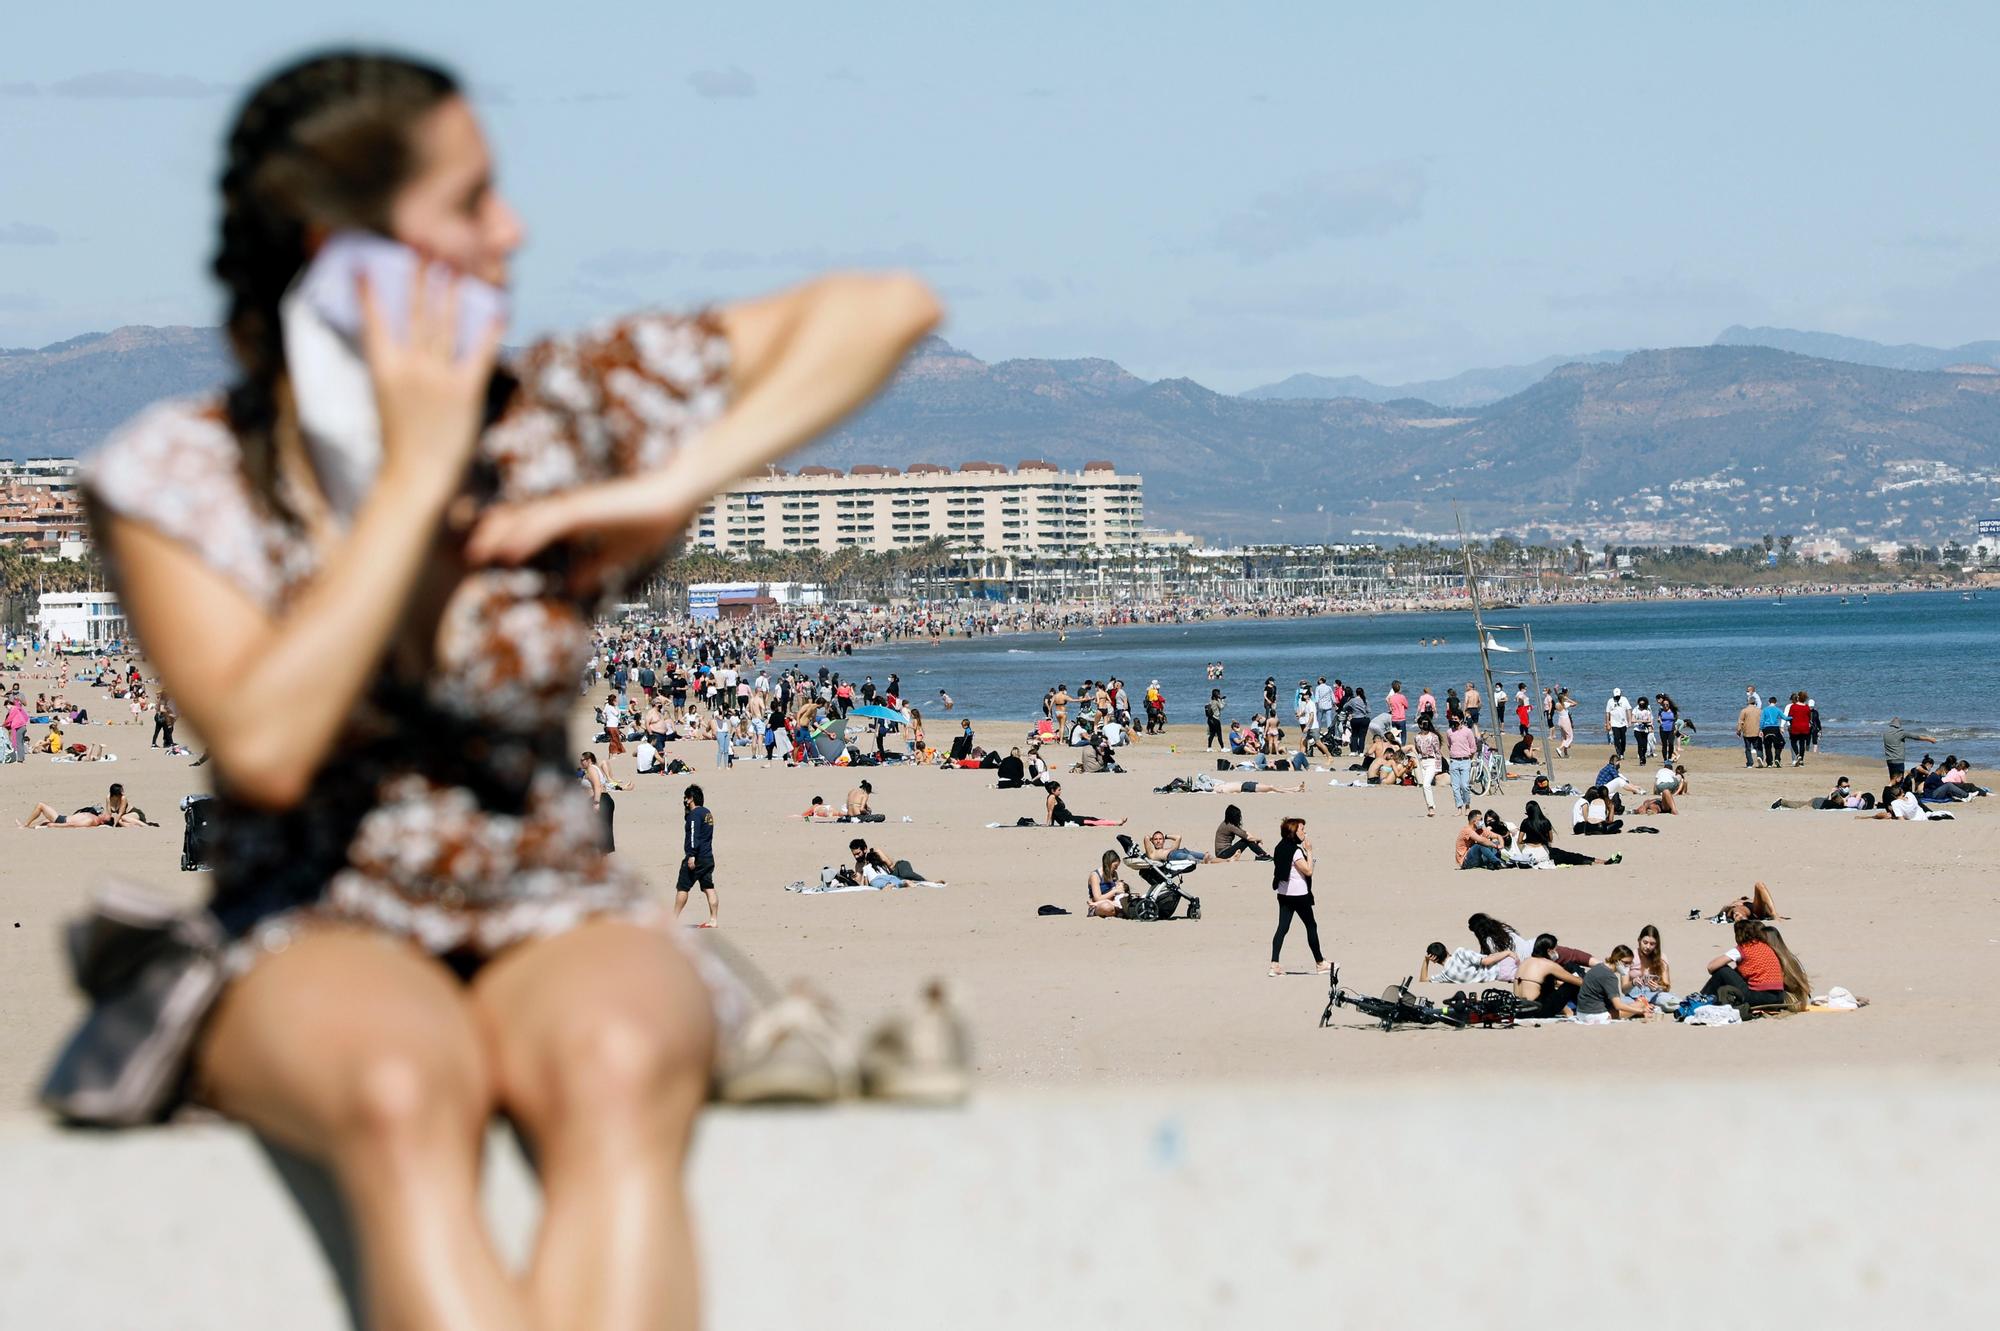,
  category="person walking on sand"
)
[1268,816,1329,977]
[1412,713,1443,816]
[677,783,720,927]
[1604,688,1630,758]
[1204,688,1226,750]
[152,692,178,749]
[1737,694,1765,768]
